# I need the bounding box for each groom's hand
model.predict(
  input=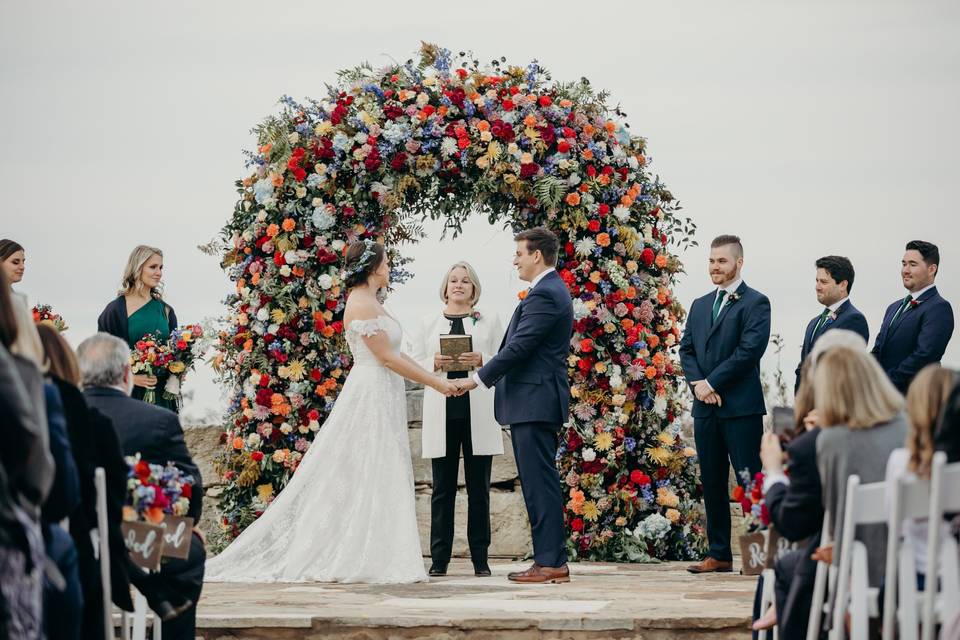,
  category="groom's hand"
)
[457,378,478,394]
[692,380,713,401]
